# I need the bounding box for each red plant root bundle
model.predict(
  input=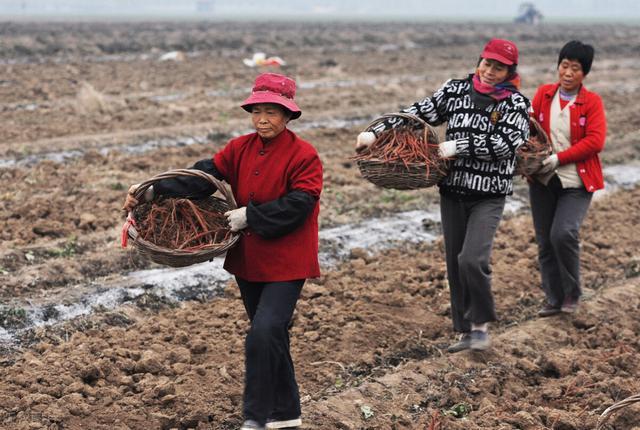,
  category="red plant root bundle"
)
[133,198,231,252]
